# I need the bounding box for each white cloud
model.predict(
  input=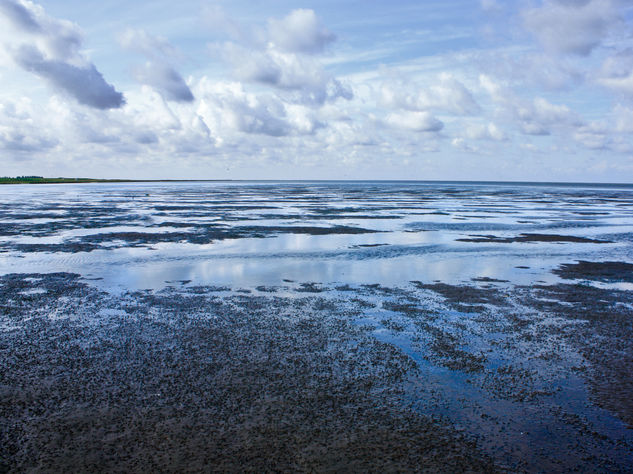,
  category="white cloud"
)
[381,73,480,115]
[478,74,507,103]
[267,9,335,54]
[465,121,506,141]
[599,73,633,96]
[517,97,581,136]
[478,75,582,136]
[0,98,58,152]
[385,111,444,132]
[194,78,325,137]
[211,10,352,106]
